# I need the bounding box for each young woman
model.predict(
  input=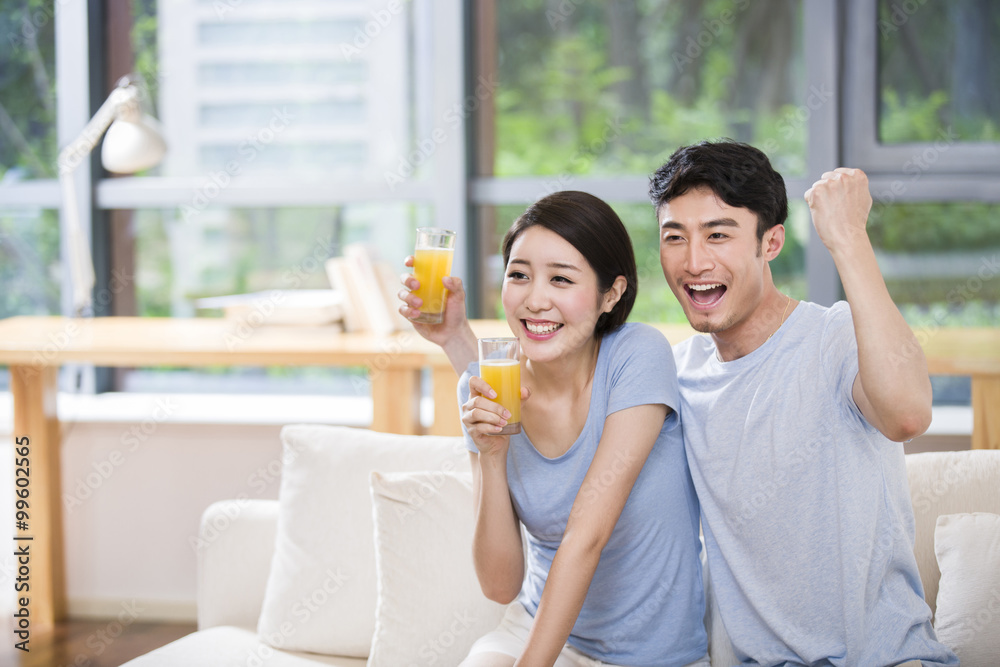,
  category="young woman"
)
[399,191,708,667]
